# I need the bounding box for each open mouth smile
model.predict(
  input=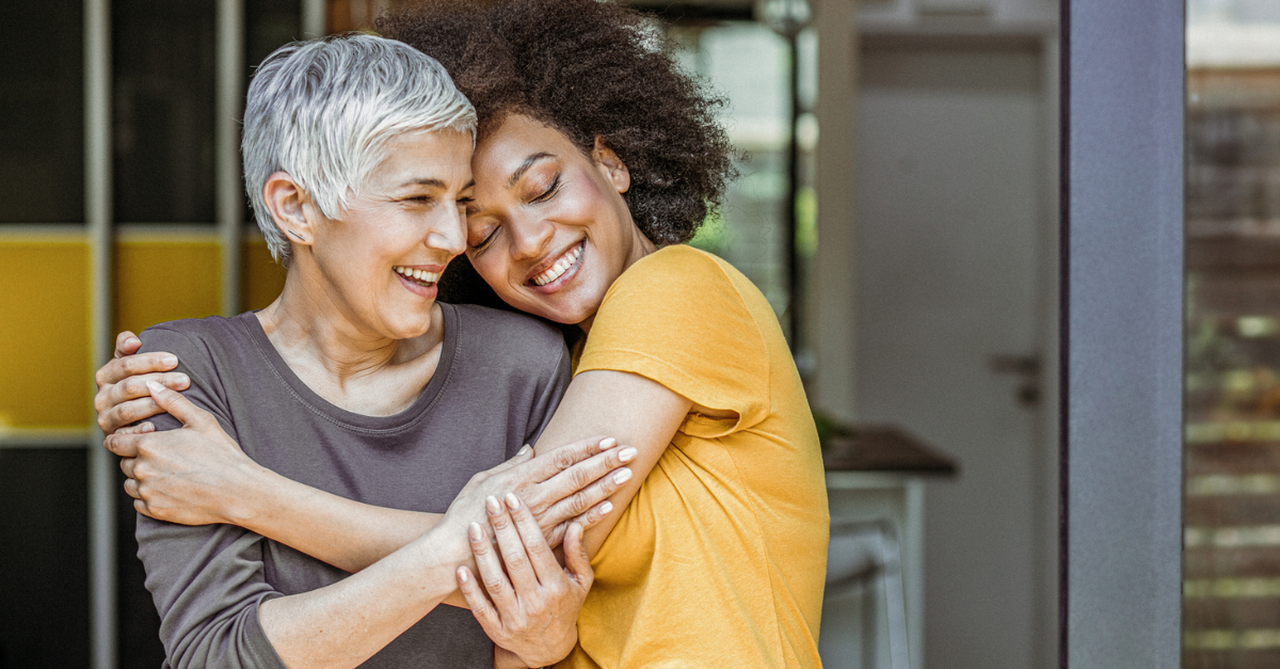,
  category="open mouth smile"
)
[530,241,584,287]
[394,266,442,287]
